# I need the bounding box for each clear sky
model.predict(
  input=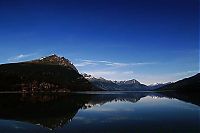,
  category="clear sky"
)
[0,0,199,84]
